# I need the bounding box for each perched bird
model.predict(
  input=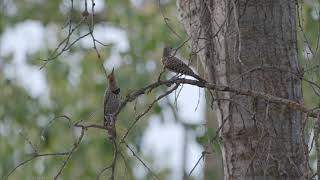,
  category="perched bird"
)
[104,68,120,139]
[161,46,206,82]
